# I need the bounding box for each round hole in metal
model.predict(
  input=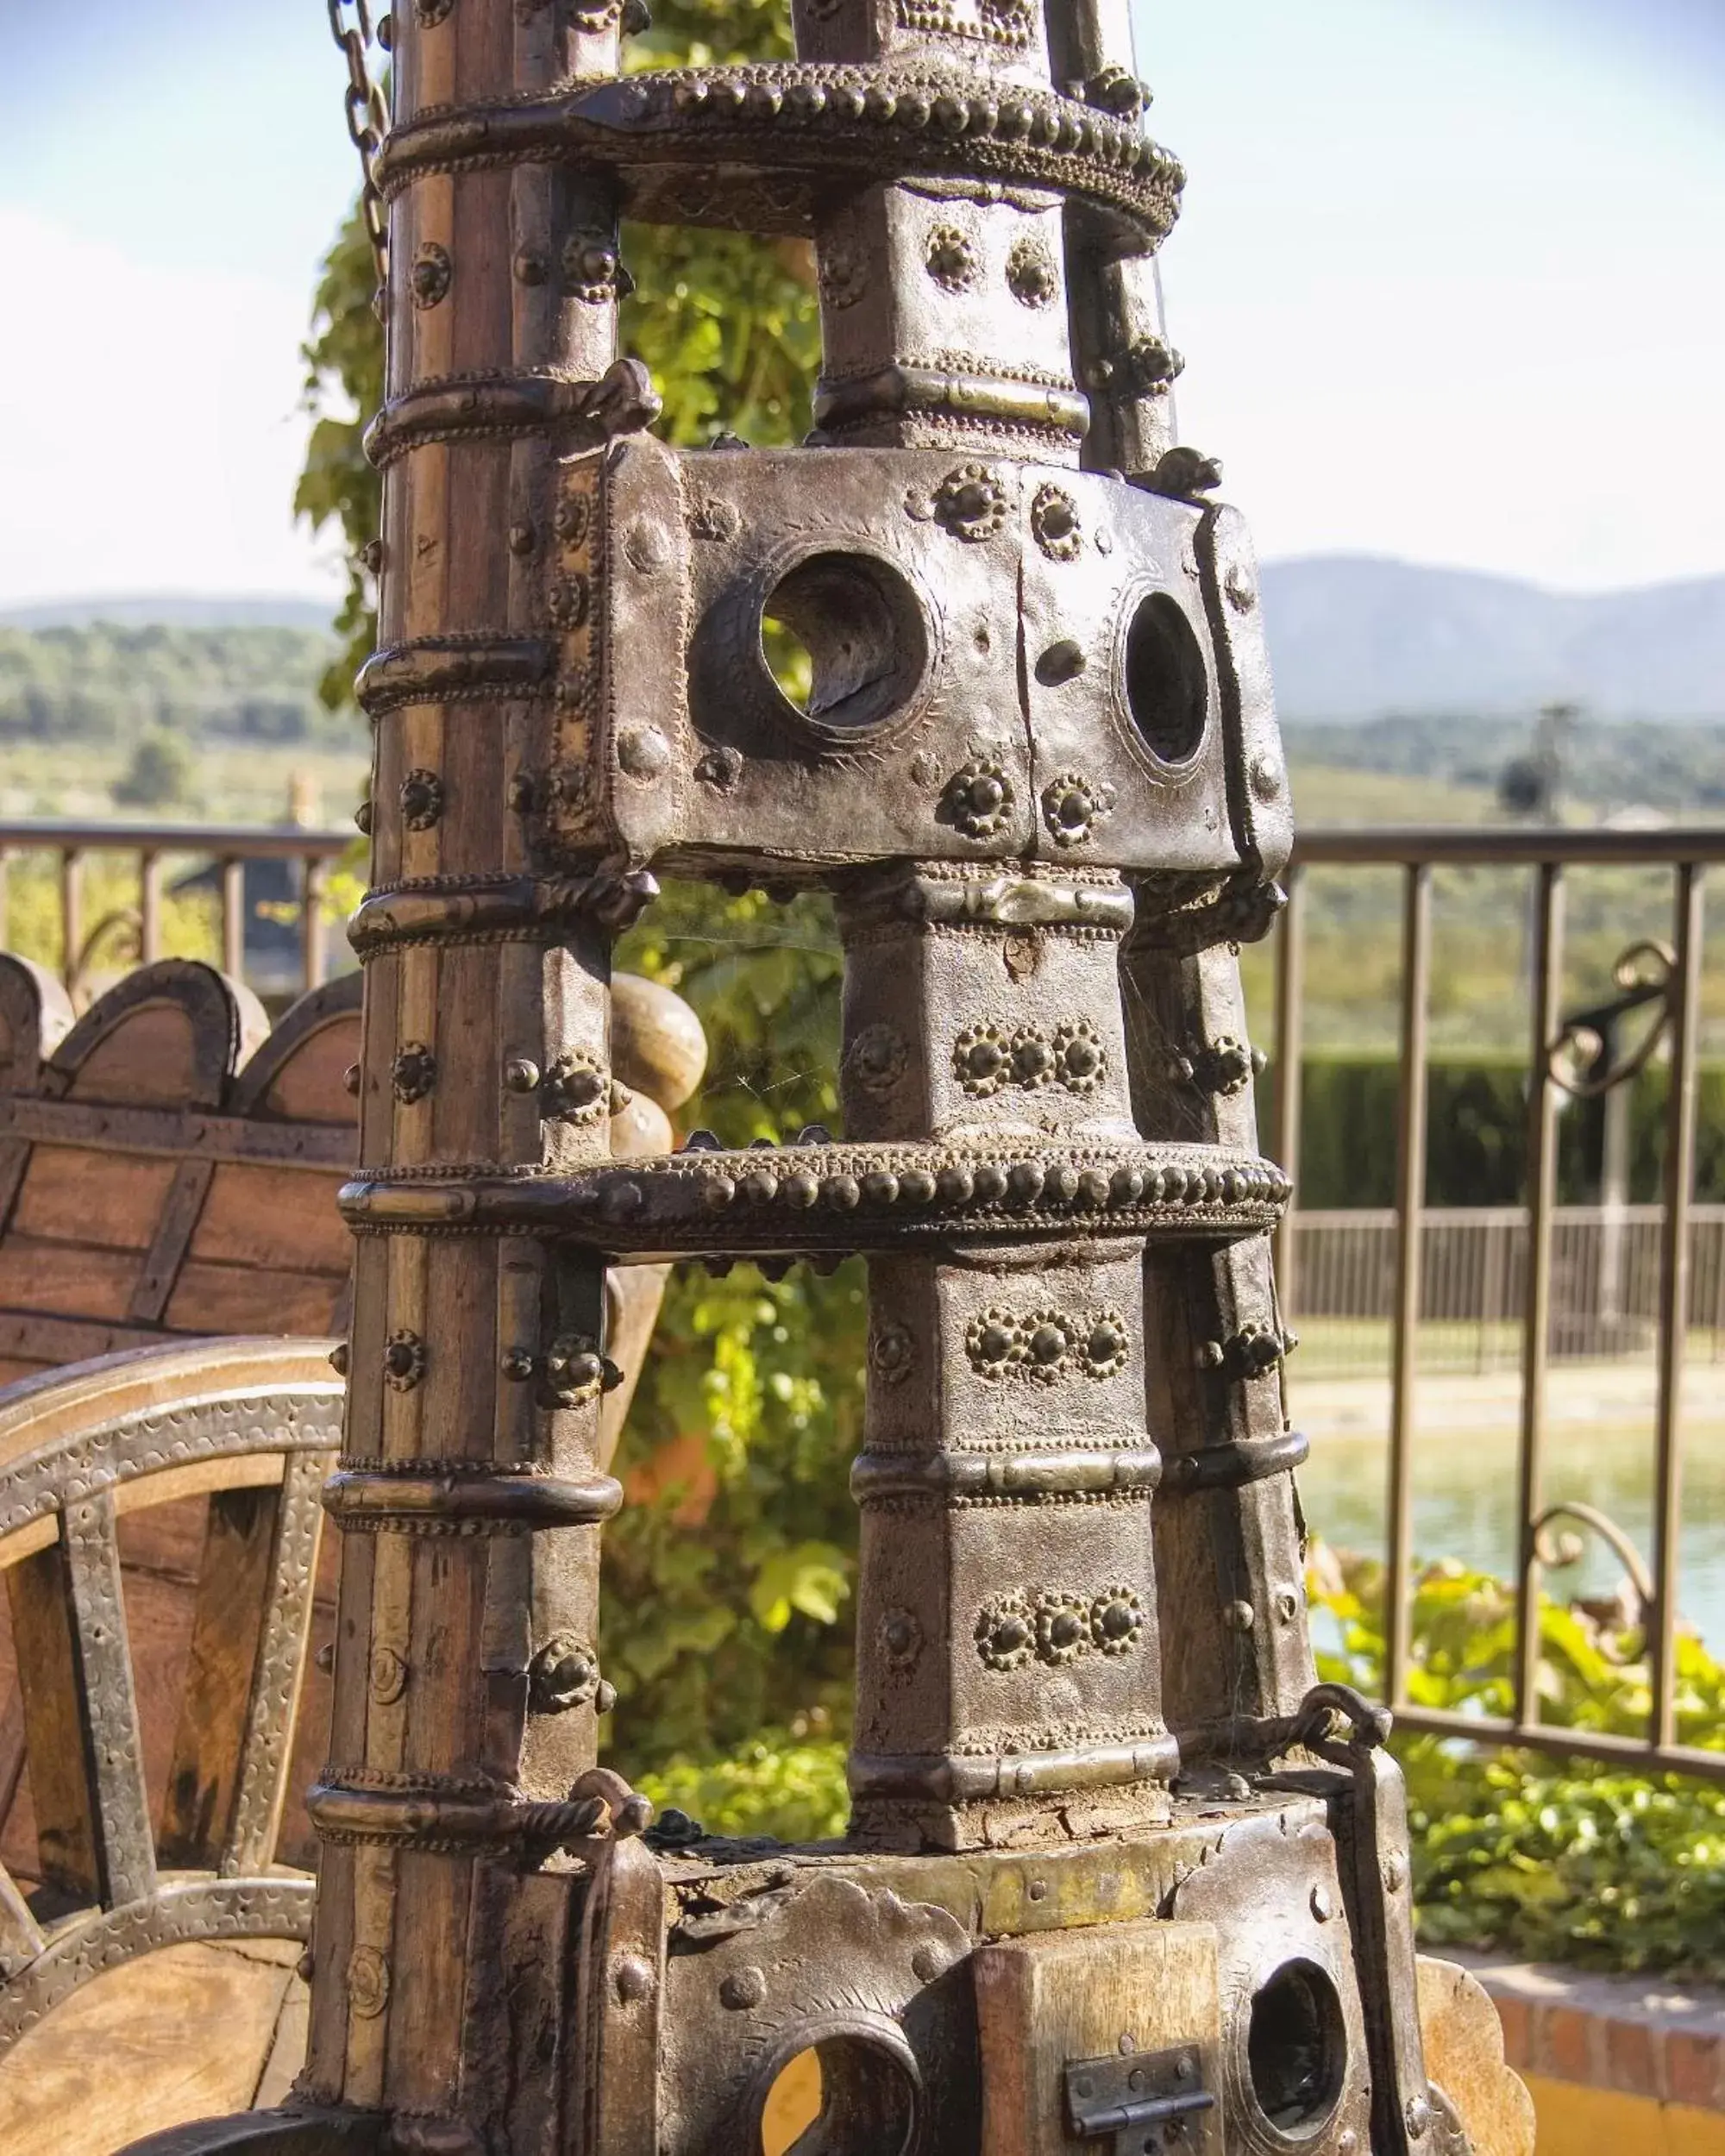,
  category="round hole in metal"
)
[757,2030,920,2156]
[1122,590,1208,766]
[760,550,930,736]
[1246,1959,1347,2139]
